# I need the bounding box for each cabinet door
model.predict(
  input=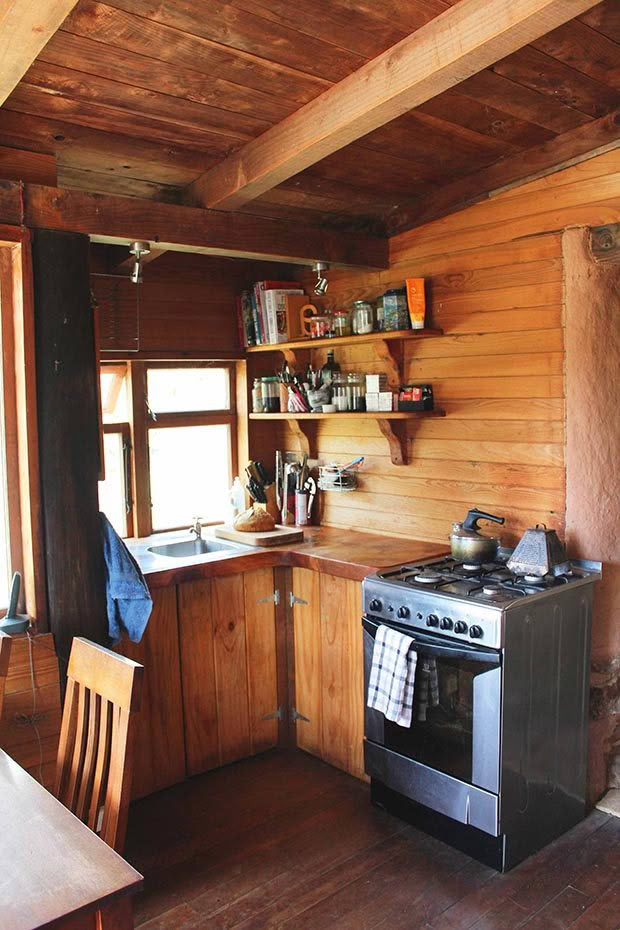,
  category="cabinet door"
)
[292,566,322,757]
[243,568,278,754]
[211,574,252,765]
[178,579,218,776]
[319,573,365,779]
[116,586,185,798]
